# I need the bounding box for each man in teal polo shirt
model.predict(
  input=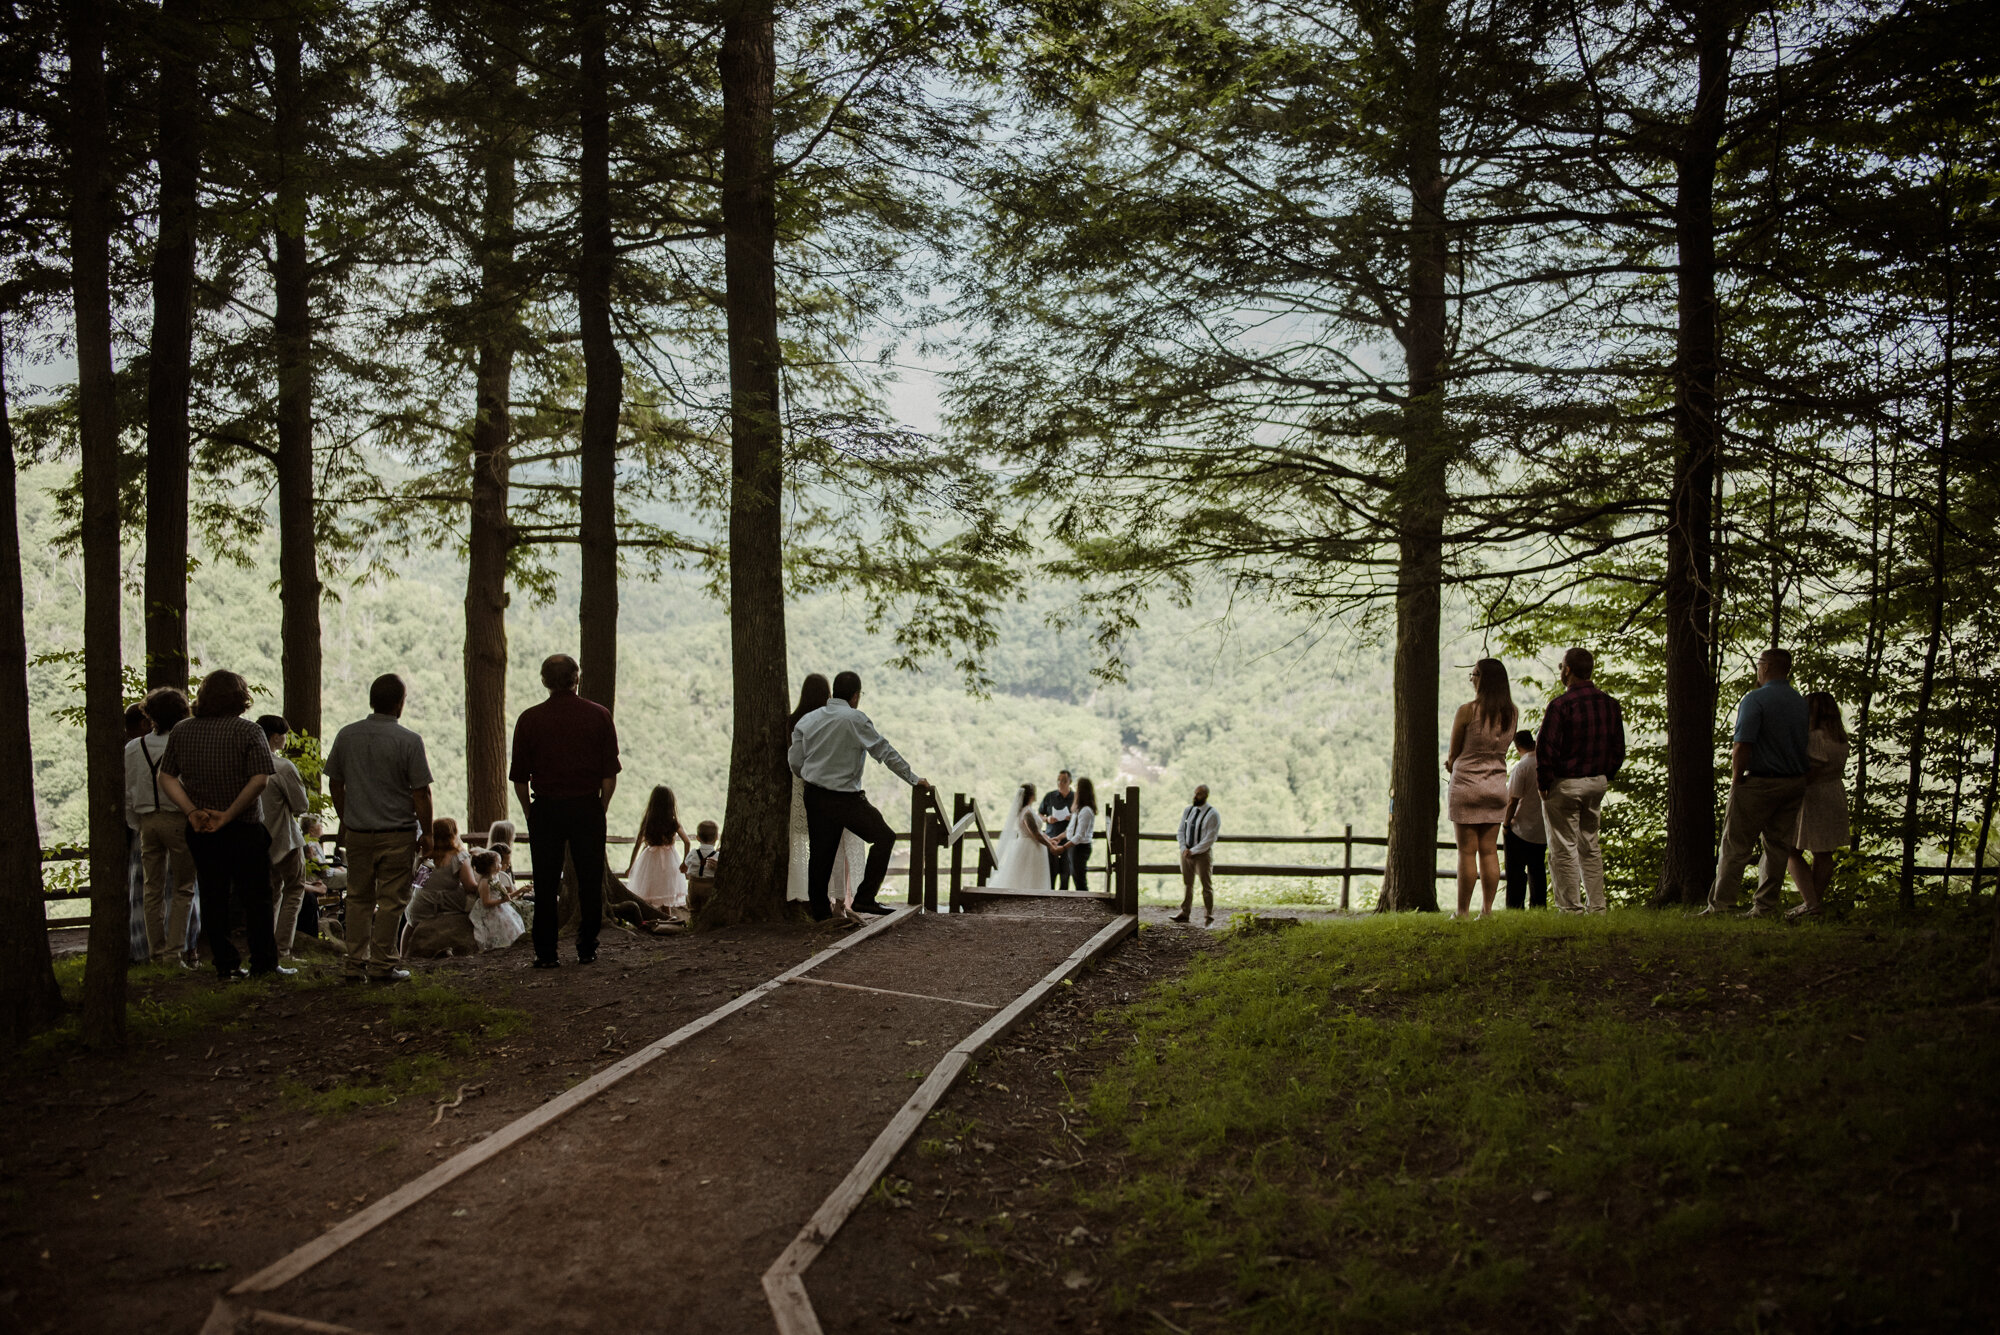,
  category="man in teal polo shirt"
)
[1702,648,1808,918]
